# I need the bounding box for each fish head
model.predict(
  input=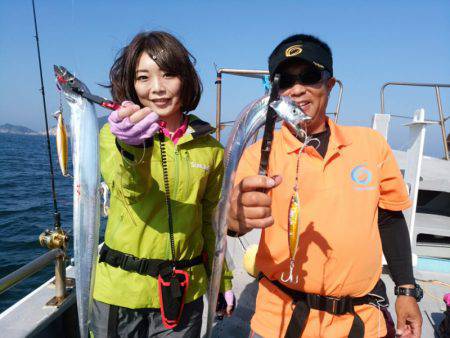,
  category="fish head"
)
[270,96,311,136]
[54,65,91,106]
